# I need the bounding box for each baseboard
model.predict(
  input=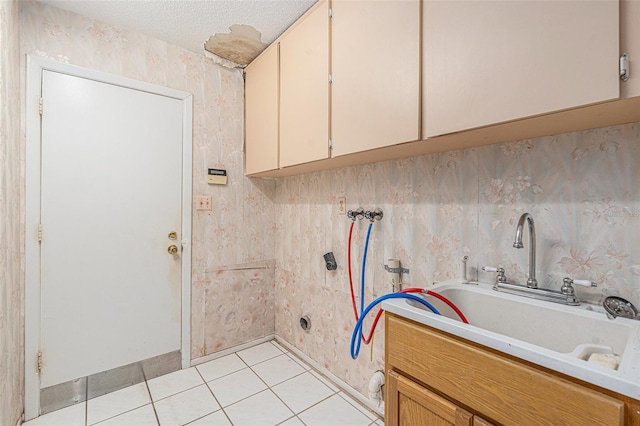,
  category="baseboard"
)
[274,336,384,418]
[190,335,276,366]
